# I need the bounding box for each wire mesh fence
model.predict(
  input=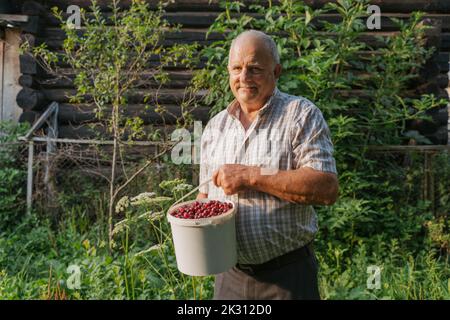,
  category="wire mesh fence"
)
[0,137,199,220]
[0,140,30,226]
